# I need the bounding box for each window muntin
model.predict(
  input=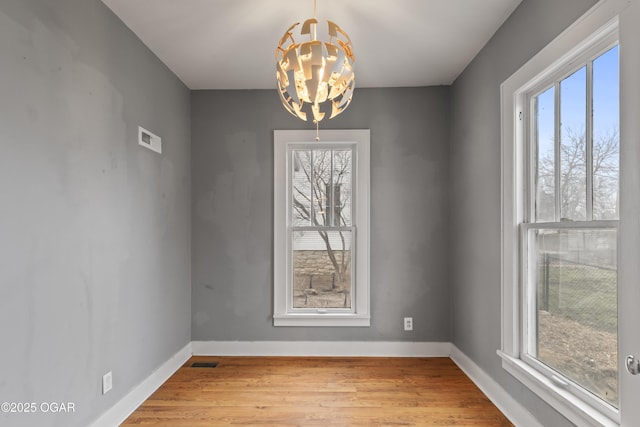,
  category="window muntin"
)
[524,44,620,410]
